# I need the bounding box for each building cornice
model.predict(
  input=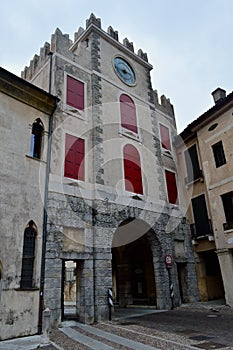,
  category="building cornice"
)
[176,91,233,146]
[0,67,58,115]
